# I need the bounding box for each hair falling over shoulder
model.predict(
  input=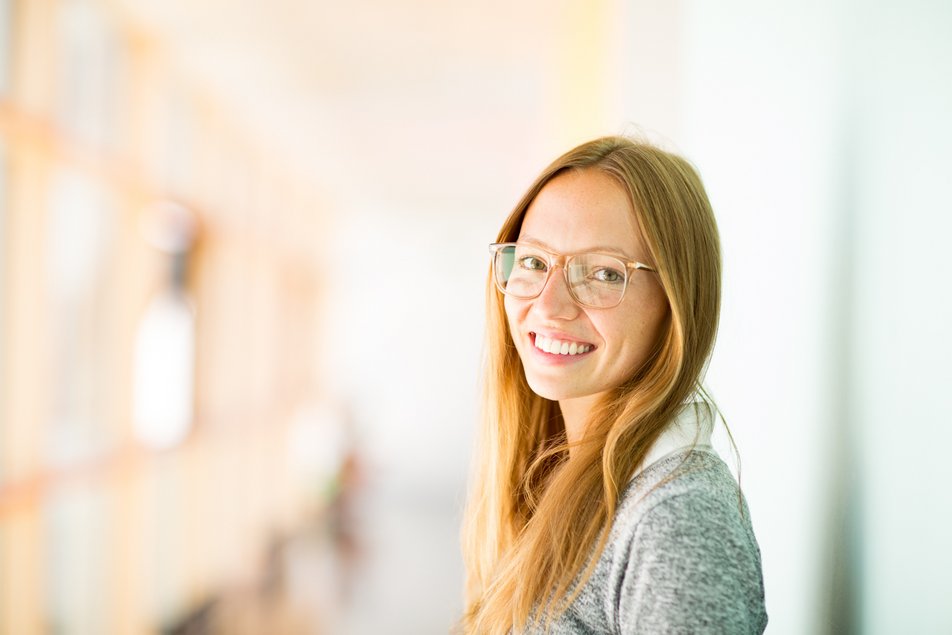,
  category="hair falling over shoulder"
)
[457,136,722,634]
